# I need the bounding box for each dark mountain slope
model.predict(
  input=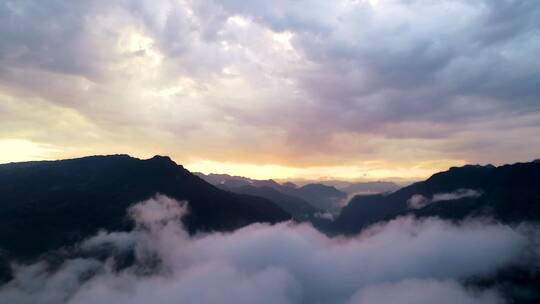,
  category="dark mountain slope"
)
[218,184,319,220]
[334,161,540,234]
[340,181,400,195]
[284,183,347,215]
[0,155,290,260]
